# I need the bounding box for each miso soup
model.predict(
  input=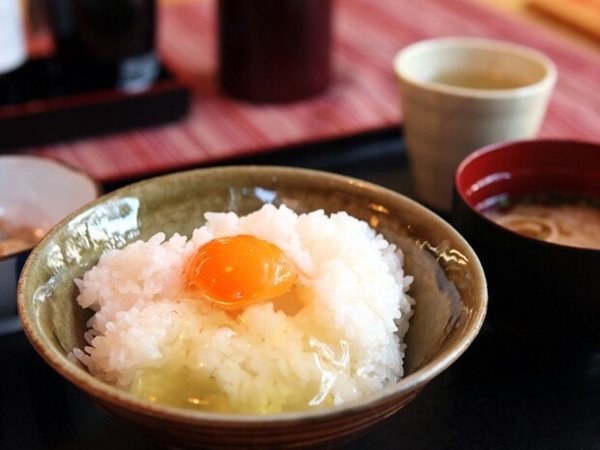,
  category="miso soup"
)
[482,193,600,250]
